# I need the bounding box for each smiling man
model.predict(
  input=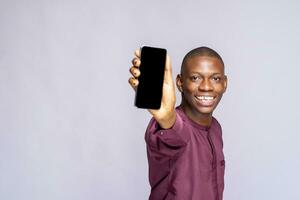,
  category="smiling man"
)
[129,46,227,200]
